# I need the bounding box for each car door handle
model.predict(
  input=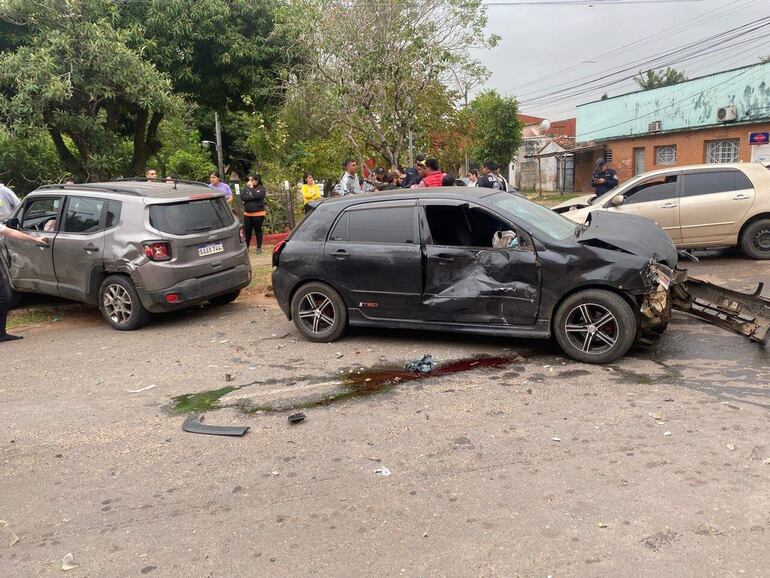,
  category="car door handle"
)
[334,249,349,259]
[660,203,678,209]
[436,253,455,261]
[732,194,751,200]
[83,244,99,252]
